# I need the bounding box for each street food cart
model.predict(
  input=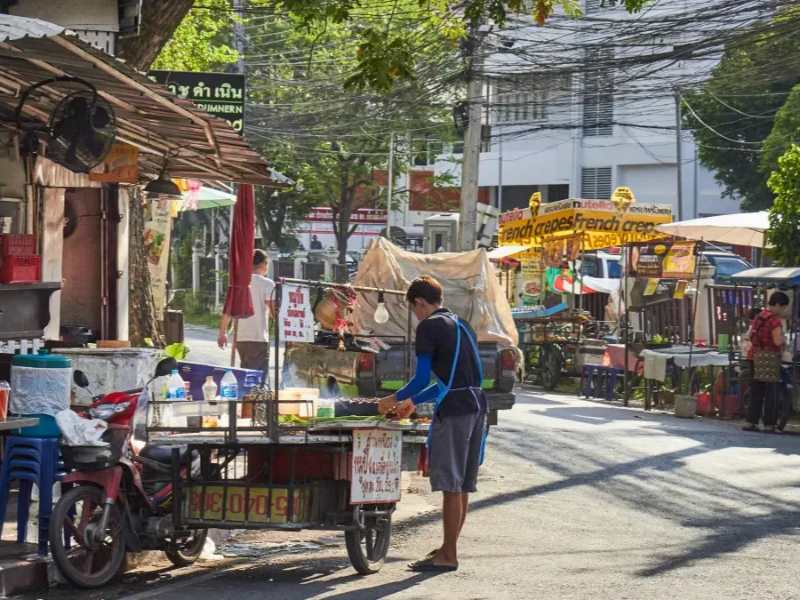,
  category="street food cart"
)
[720,267,800,425]
[146,278,426,573]
[496,190,673,390]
